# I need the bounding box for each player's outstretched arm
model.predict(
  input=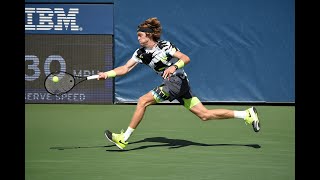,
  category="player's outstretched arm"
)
[98,59,138,80]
